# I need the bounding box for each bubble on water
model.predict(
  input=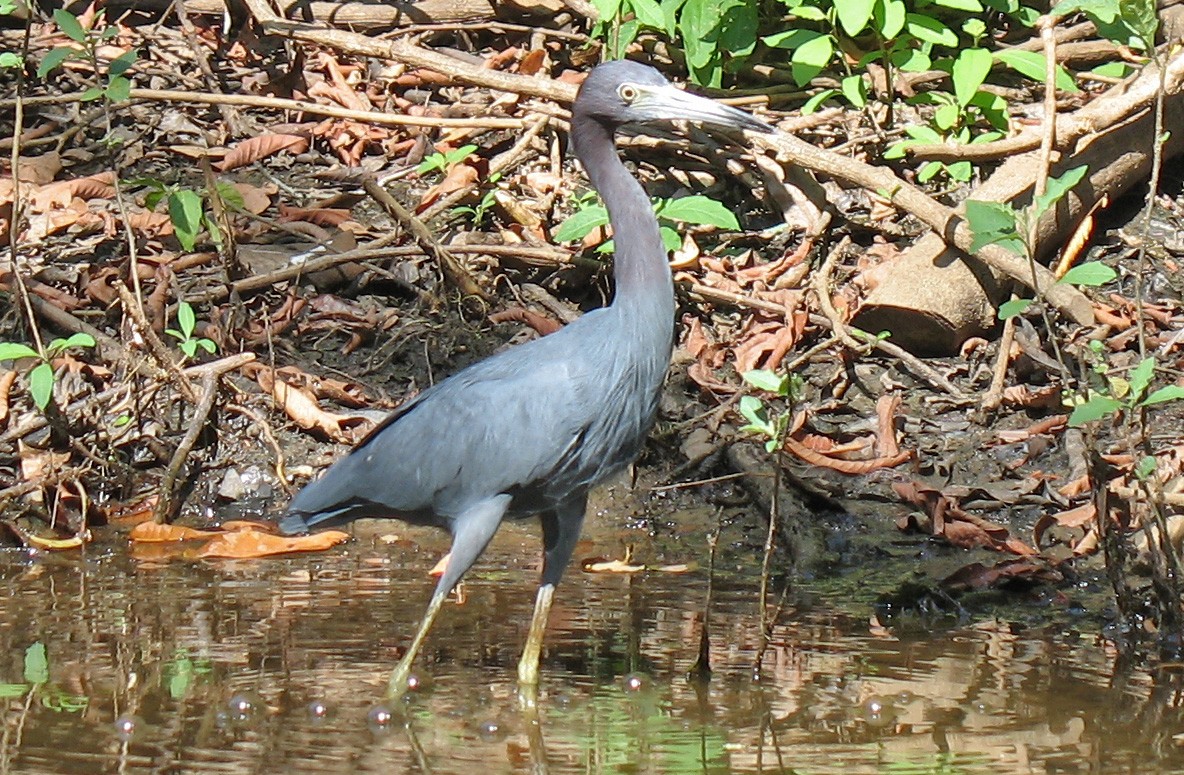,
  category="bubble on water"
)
[227,693,261,723]
[477,719,504,740]
[307,700,330,721]
[367,704,395,734]
[114,715,143,742]
[622,673,648,693]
